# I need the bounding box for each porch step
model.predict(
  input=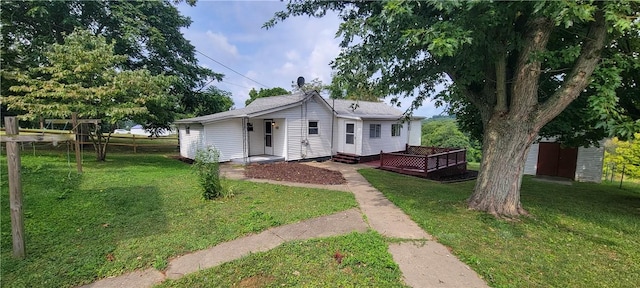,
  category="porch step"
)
[332,153,360,164]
